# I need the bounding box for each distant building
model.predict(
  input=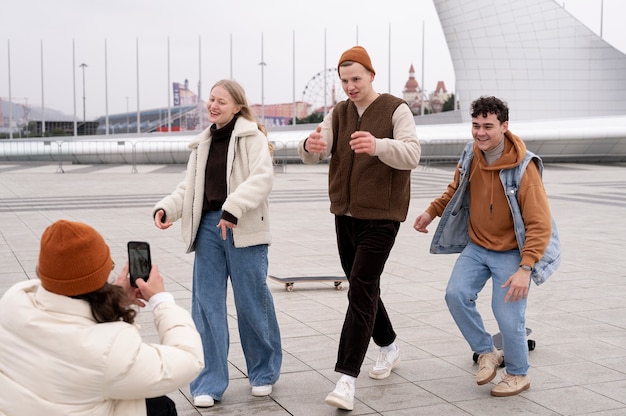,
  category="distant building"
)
[95,105,200,135]
[250,102,310,127]
[402,64,452,115]
[0,97,34,134]
[29,121,99,136]
[402,64,423,115]
[173,80,200,107]
[429,81,451,113]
